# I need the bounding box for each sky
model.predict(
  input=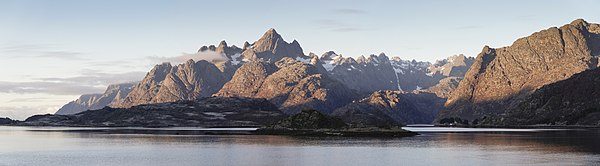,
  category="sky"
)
[1,0,599,120]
